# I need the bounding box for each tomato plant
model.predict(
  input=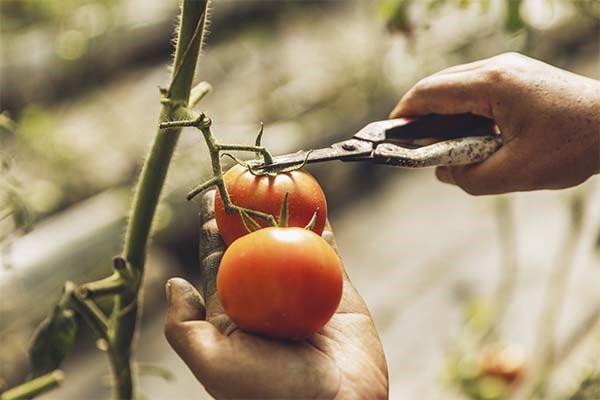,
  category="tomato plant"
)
[214,164,327,245]
[216,227,343,339]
